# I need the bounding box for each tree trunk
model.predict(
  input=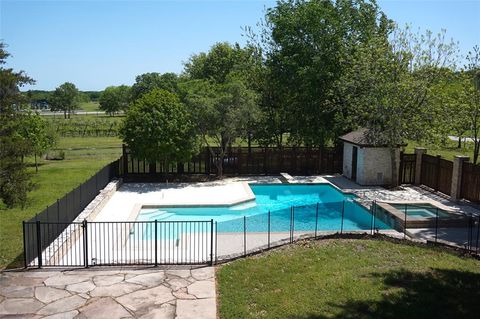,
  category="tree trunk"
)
[457,137,462,149]
[64,110,67,119]
[390,147,399,188]
[35,153,38,173]
[474,141,479,165]
[217,154,224,177]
